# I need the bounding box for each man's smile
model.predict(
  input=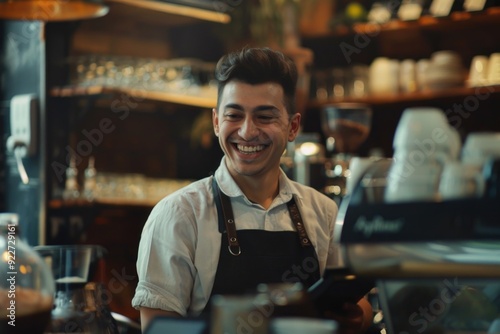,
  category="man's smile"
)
[235,144,266,154]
